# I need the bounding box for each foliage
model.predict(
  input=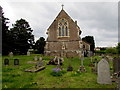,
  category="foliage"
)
[105,47,117,54]
[10,18,34,55]
[116,42,120,54]
[34,37,46,54]
[82,36,95,52]
[71,71,81,77]
[95,50,106,54]
[50,69,66,77]
[1,6,11,55]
